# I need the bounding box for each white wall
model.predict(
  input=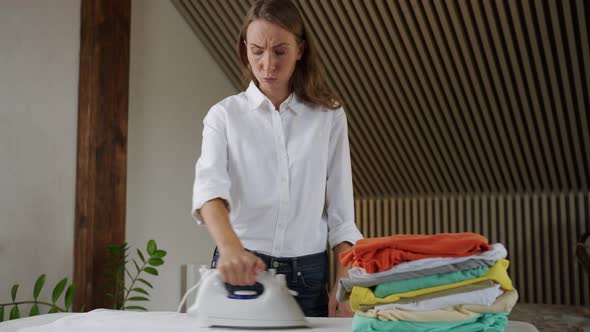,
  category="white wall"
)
[0,0,80,312]
[0,0,234,313]
[127,0,237,310]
